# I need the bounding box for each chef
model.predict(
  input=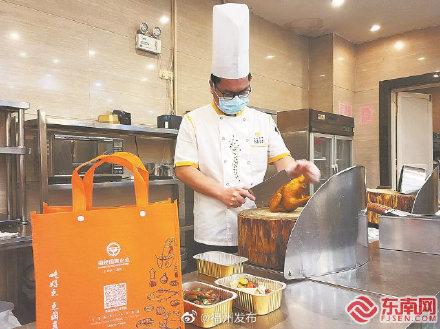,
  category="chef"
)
[174,3,320,254]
